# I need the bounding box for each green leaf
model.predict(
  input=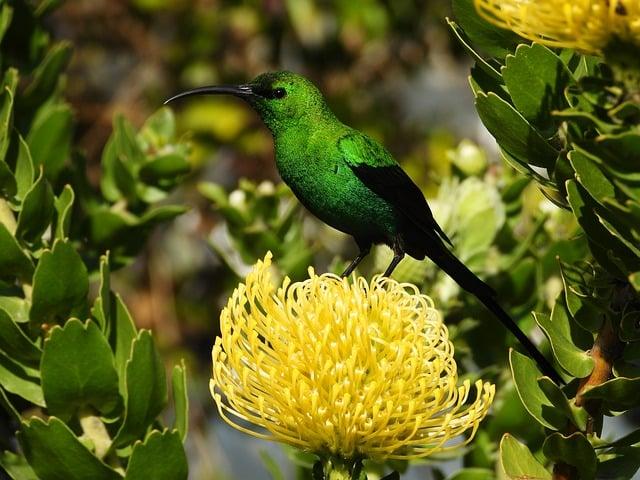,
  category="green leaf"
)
[139,153,190,185]
[11,133,35,200]
[533,301,594,378]
[0,223,34,282]
[451,0,521,58]
[581,376,640,411]
[0,385,20,421]
[113,330,167,447]
[91,252,111,332]
[568,149,615,204]
[542,432,596,479]
[21,41,73,108]
[54,184,74,240]
[0,308,41,367]
[537,377,588,431]
[597,446,640,479]
[620,311,640,341]
[41,319,120,418]
[566,180,638,274]
[0,450,38,480]
[0,68,18,163]
[30,240,89,325]
[171,361,188,442]
[446,469,493,480]
[474,91,558,168]
[15,168,54,243]
[0,4,14,45]
[446,19,501,81]
[26,103,73,181]
[0,156,16,198]
[509,349,567,430]
[137,108,176,150]
[499,434,551,480]
[502,43,572,132]
[109,294,137,390]
[0,350,44,406]
[18,417,121,480]
[0,296,29,323]
[125,430,187,480]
